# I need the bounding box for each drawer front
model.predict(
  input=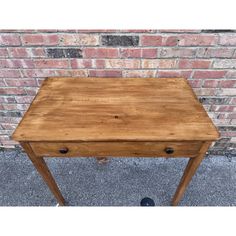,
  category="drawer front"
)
[30,141,202,157]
